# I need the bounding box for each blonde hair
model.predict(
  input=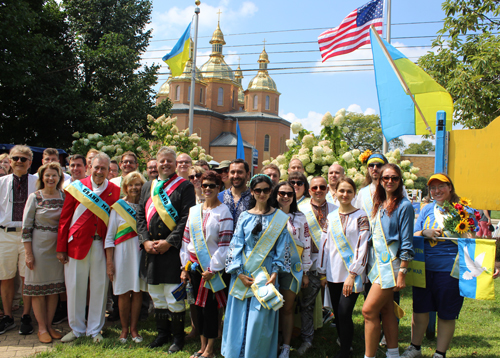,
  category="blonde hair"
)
[36,163,64,190]
[0,154,12,174]
[122,172,146,194]
[189,165,205,175]
[10,145,33,160]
